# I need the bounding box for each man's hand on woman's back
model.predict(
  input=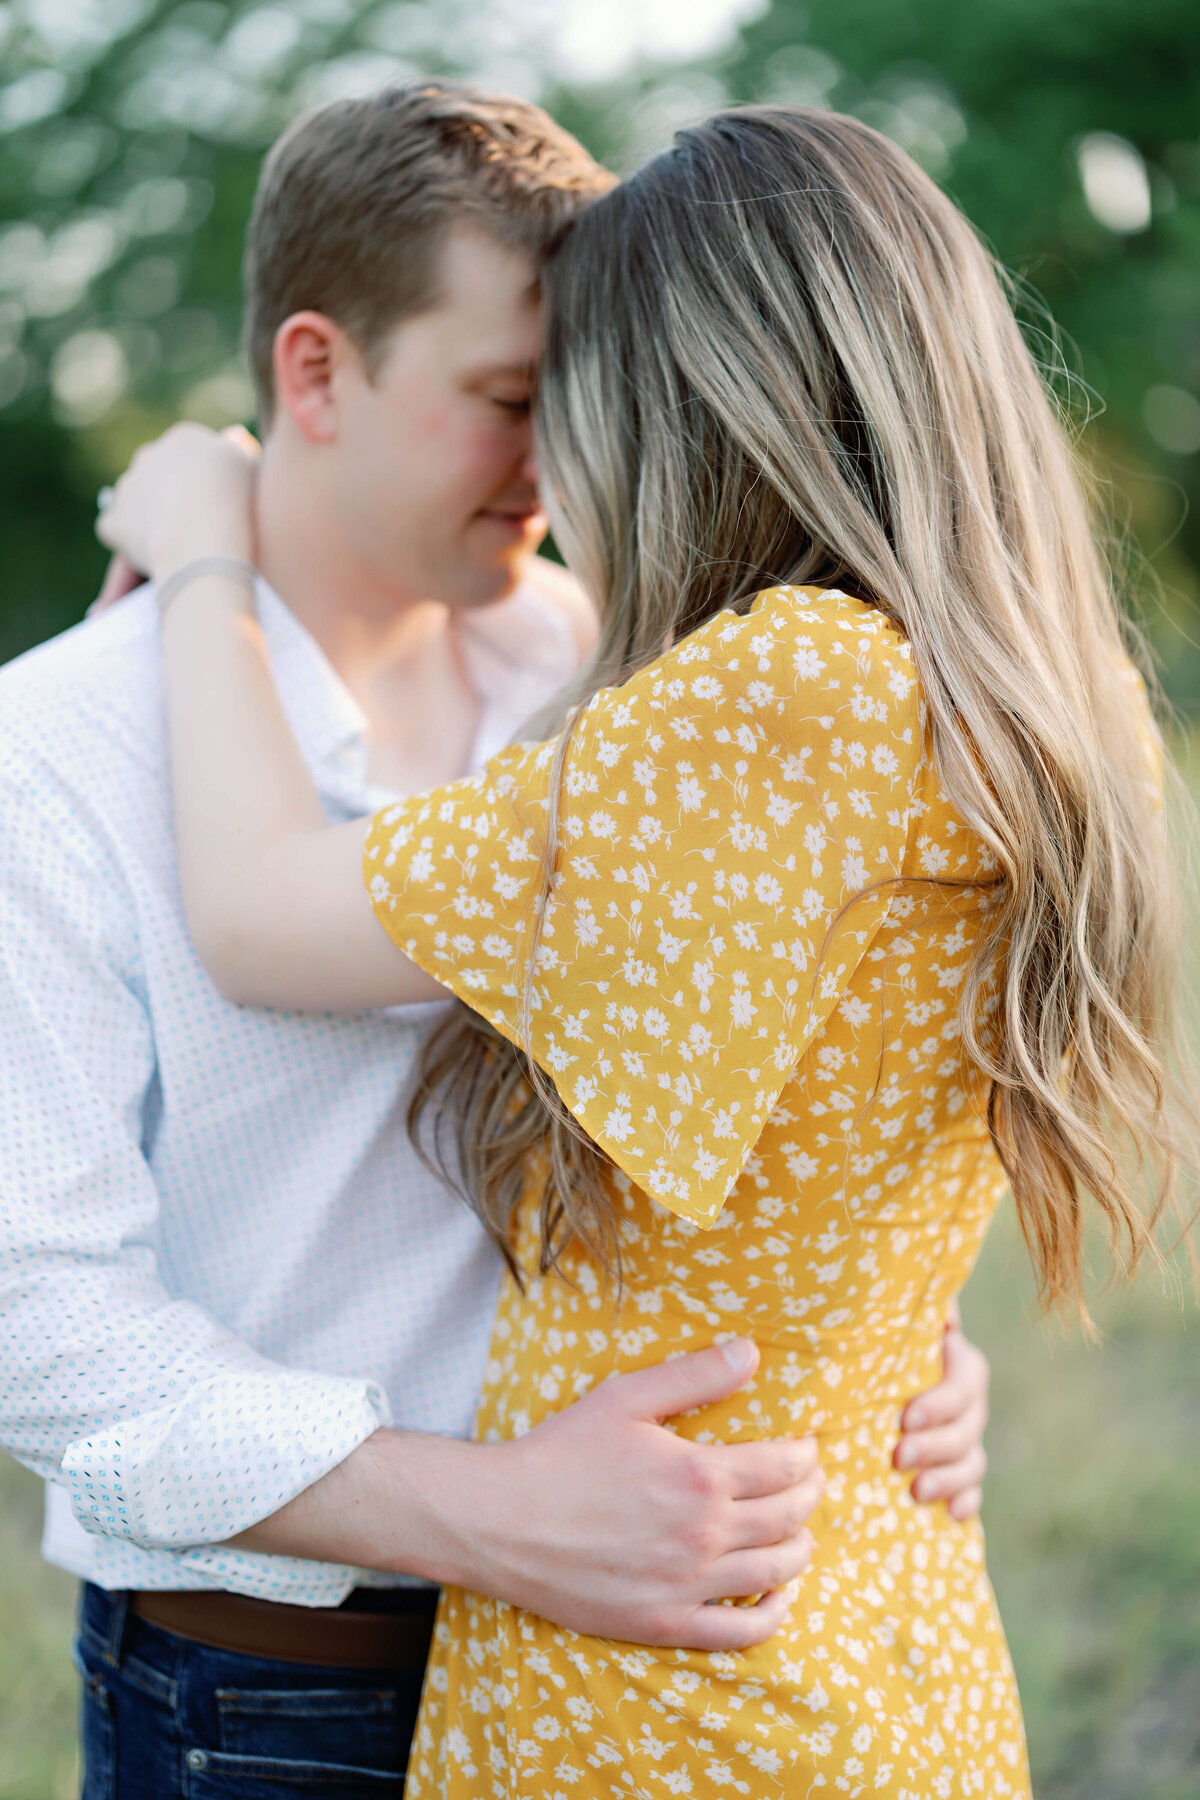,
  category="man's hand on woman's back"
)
[233,1340,823,1650]
[234,1325,990,1650]
[895,1301,990,1520]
